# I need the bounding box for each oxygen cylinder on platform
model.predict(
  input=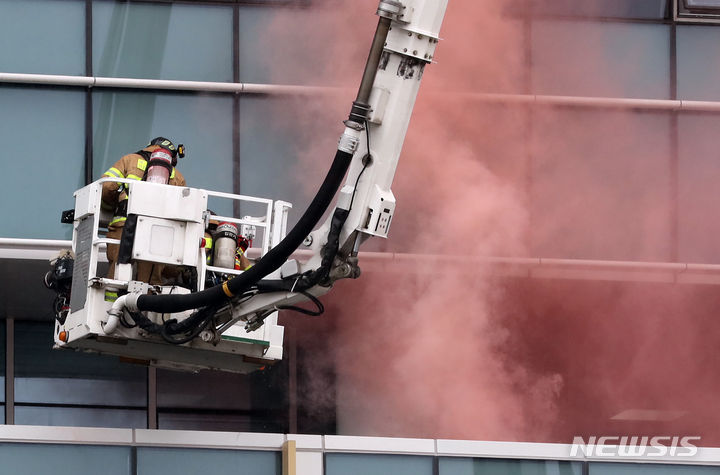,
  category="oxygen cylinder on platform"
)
[213,222,238,269]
